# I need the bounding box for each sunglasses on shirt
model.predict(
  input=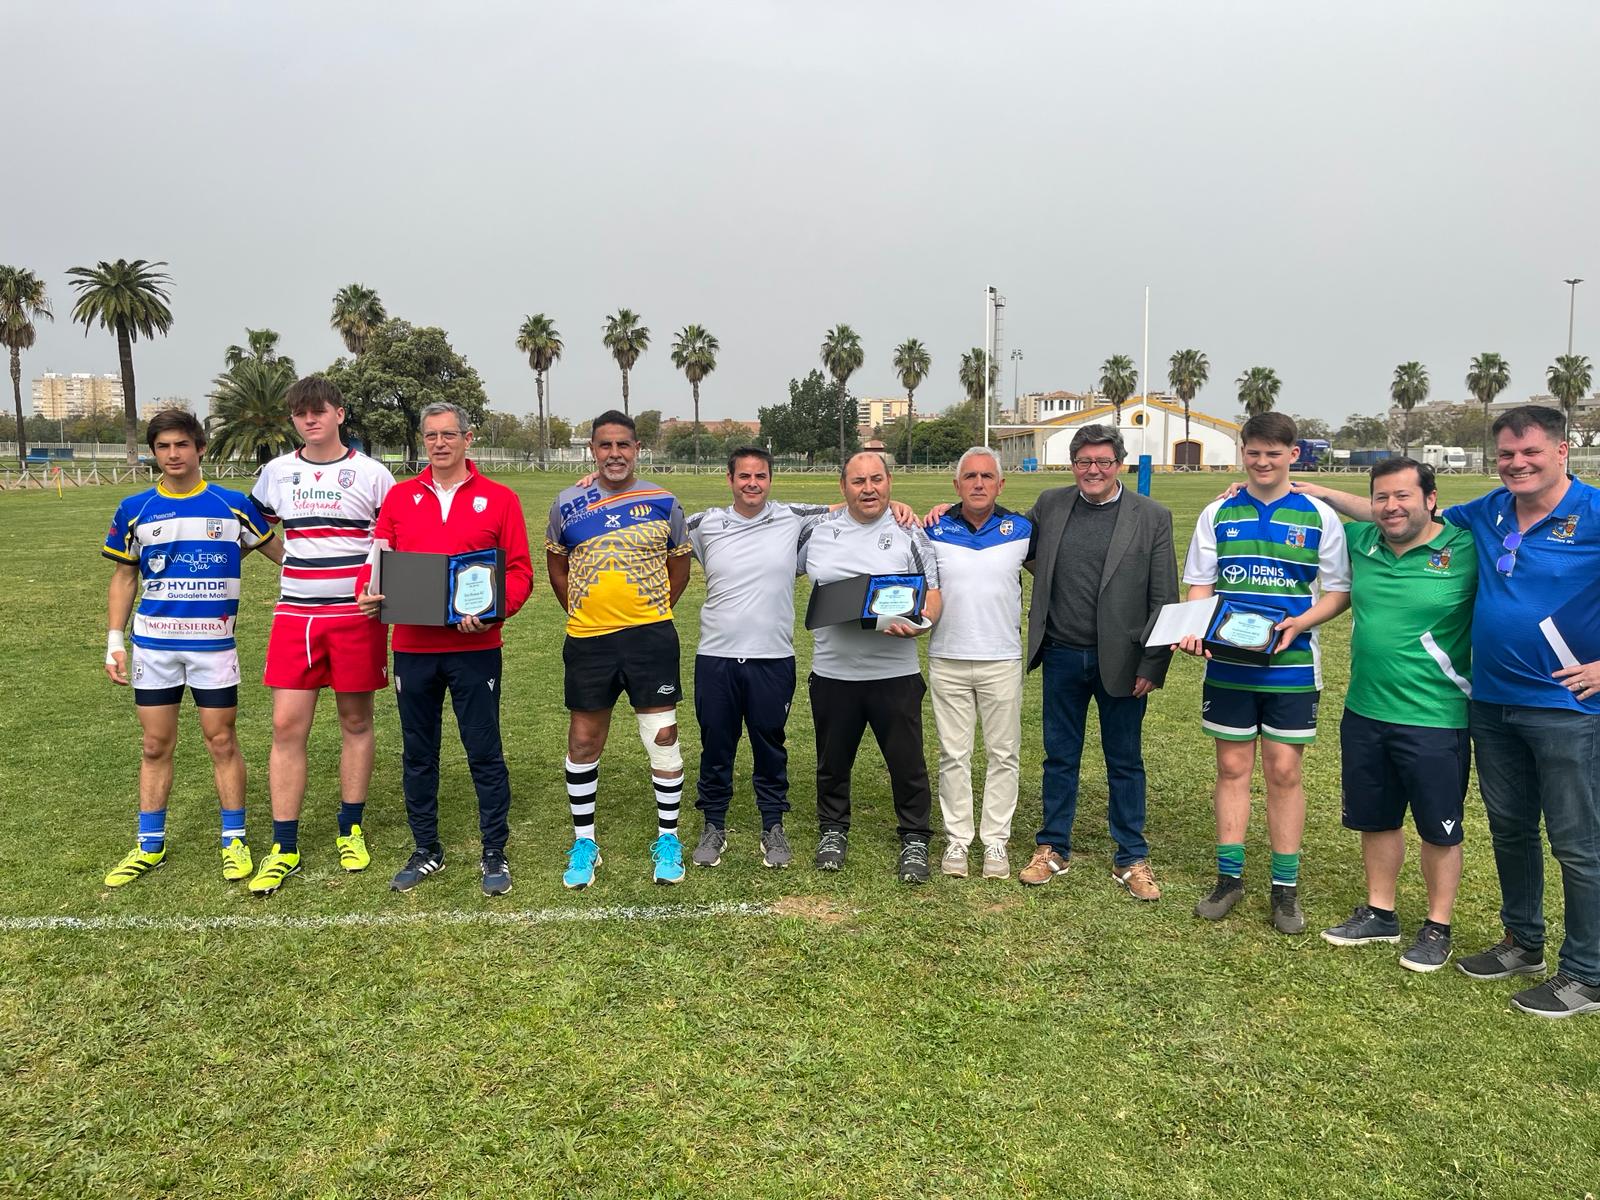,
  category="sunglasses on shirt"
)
[1495,528,1522,576]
